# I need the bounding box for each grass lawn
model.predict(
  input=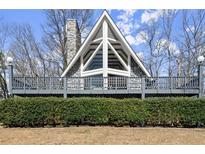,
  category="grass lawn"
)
[0,127,205,144]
